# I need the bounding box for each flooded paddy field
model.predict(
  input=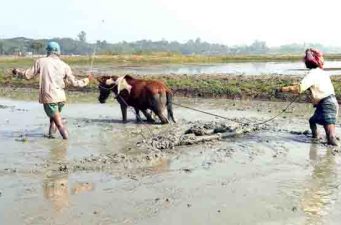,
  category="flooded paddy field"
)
[1,89,341,225]
[76,60,341,76]
[3,55,341,76]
